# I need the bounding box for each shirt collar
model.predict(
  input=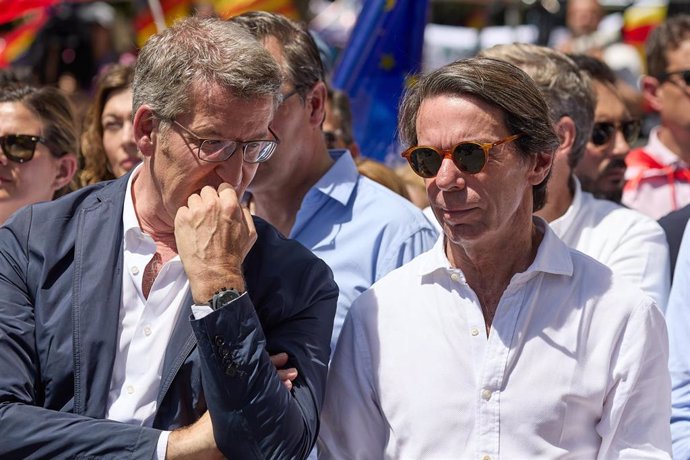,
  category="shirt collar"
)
[417,216,573,279]
[123,163,143,237]
[310,149,358,206]
[645,126,690,167]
